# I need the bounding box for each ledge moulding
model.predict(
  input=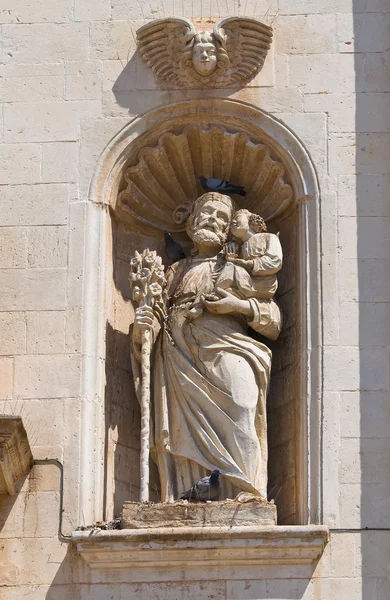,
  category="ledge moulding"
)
[73,525,329,569]
[0,416,33,496]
